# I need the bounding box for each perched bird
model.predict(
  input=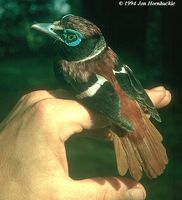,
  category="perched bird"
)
[32,14,168,181]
